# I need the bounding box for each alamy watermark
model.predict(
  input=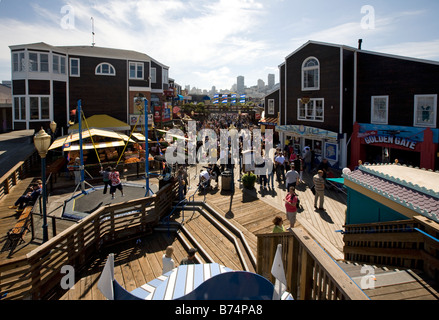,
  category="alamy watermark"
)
[164,121,274,175]
[60,264,75,290]
[60,4,75,30]
[360,265,376,290]
[361,5,375,30]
